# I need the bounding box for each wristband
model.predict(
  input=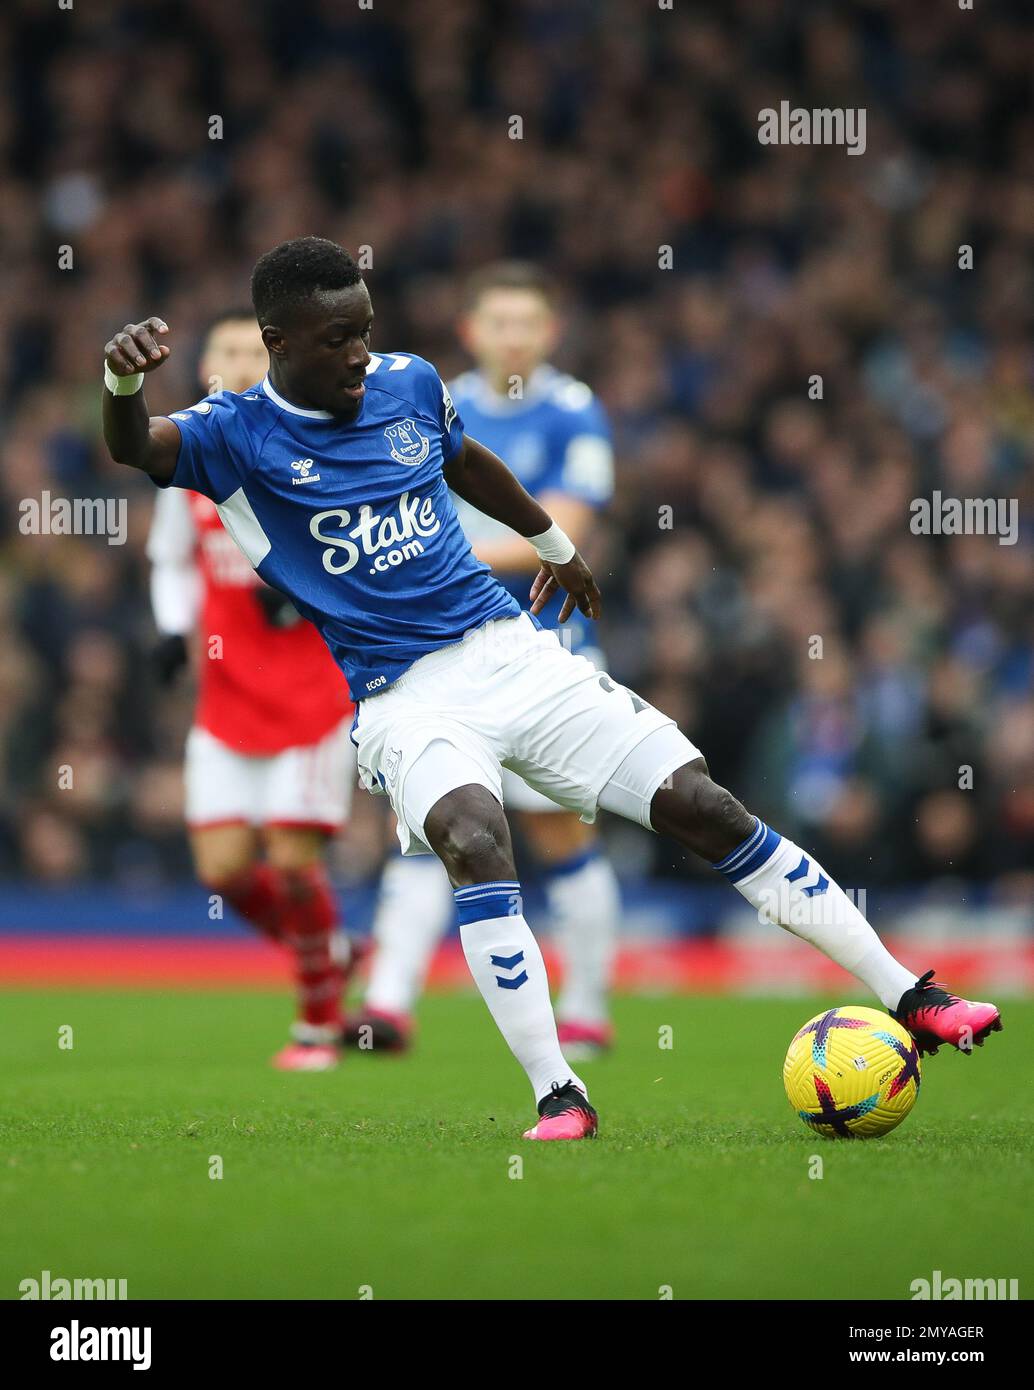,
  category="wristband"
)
[104,362,144,395]
[527,522,576,565]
